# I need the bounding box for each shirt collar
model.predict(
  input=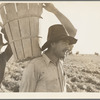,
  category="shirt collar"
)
[42,53,64,67]
[42,53,51,66]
